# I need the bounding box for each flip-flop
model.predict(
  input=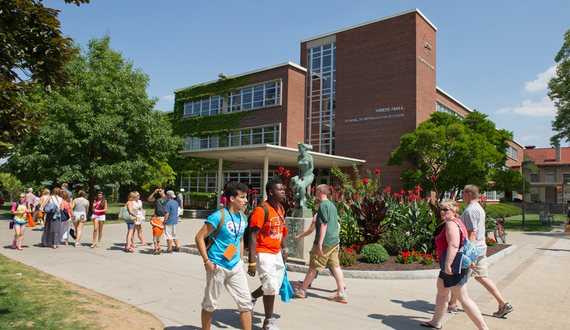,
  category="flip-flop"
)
[125,248,134,253]
[90,244,95,249]
[420,321,442,329]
